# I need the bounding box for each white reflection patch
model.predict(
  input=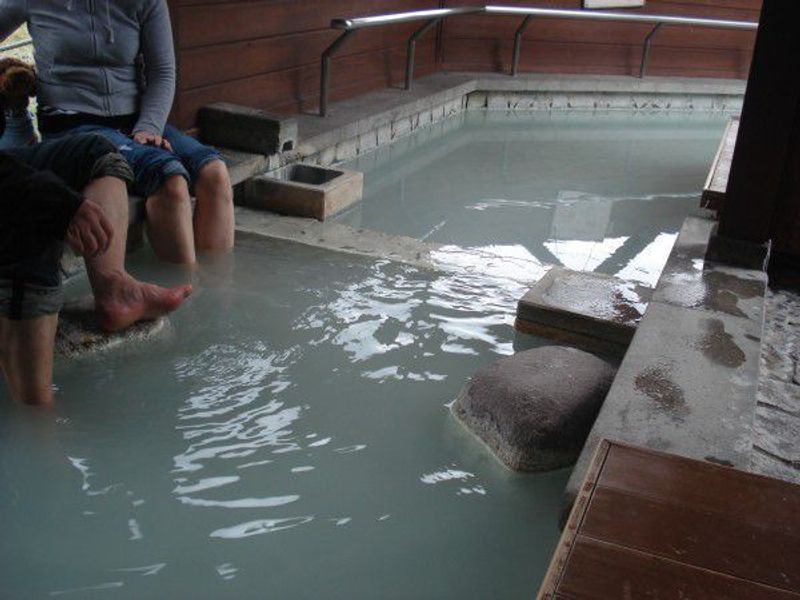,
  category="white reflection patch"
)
[420,469,474,485]
[210,516,314,539]
[177,495,299,509]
